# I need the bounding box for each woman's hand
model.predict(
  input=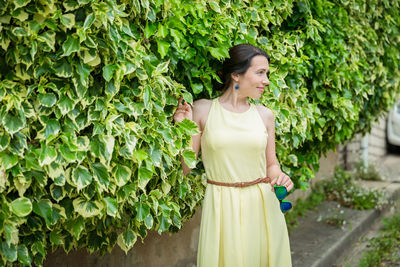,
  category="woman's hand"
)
[173,96,193,123]
[271,172,294,192]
